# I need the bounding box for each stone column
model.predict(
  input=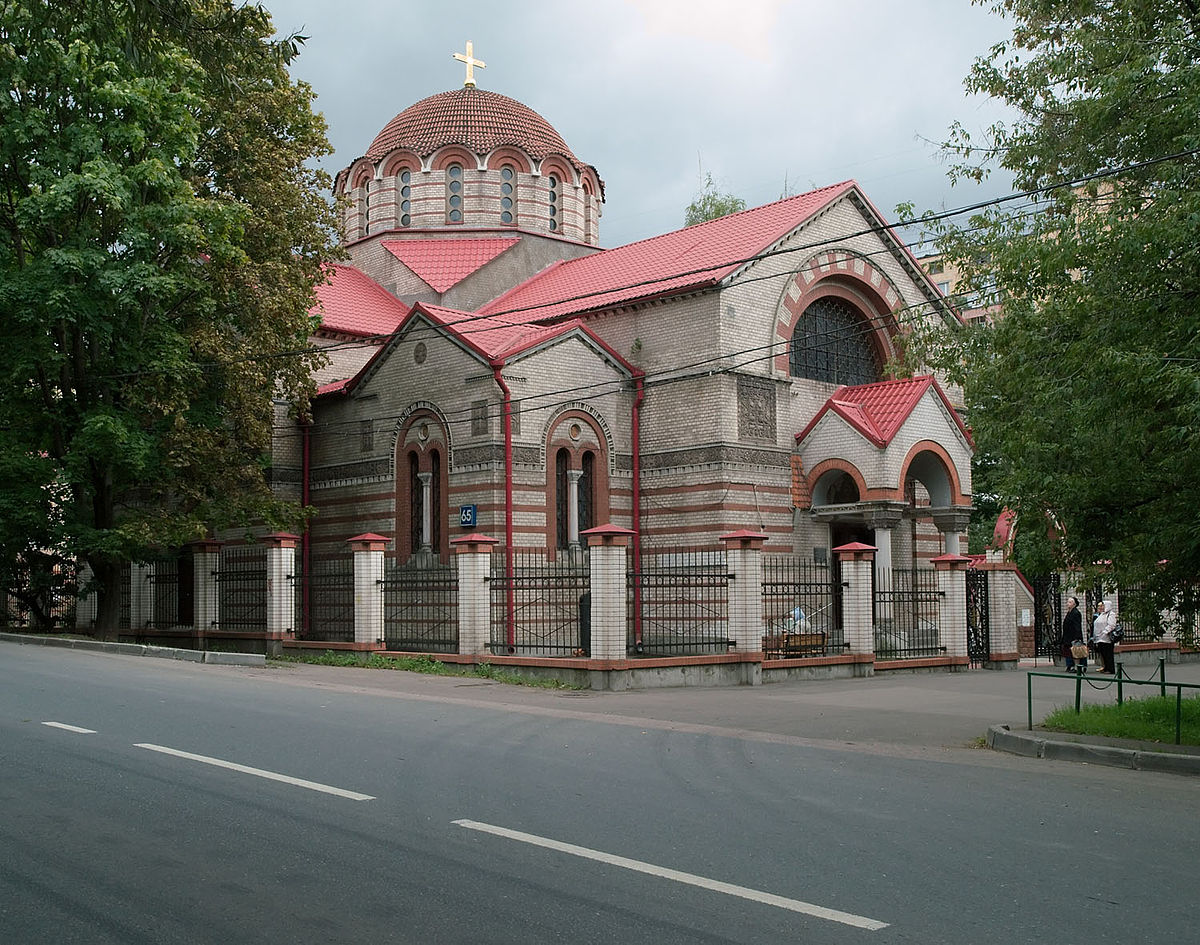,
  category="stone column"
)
[835,542,877,660]
[417,472,433,552]
[191,540,223,642]
[349,533,388,646]
[452,533,498,656]
[984,563,1020,668]
[130,562,153,631]
[722,529,767,659]
[567,469,584,547]
[933,553,971,662]
[584,524,634,661]
[931,507,972,558]
[263,533,299,648]
[865,505,904,585]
